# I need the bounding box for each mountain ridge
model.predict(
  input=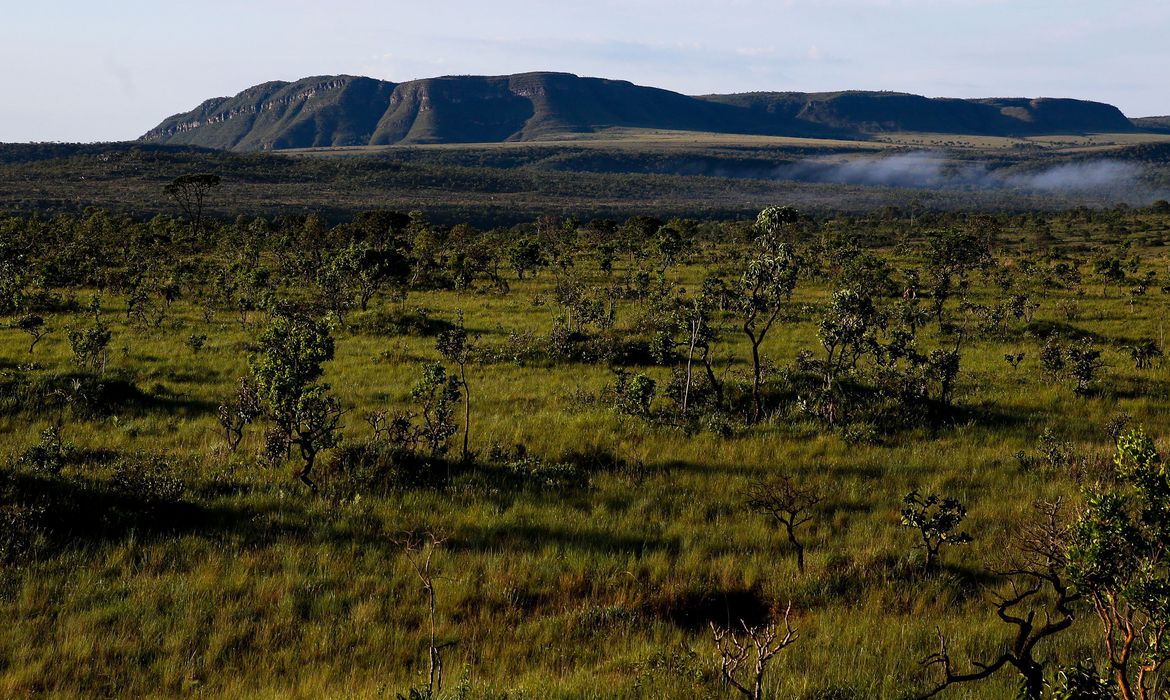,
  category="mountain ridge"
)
[140,72,1144,151]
